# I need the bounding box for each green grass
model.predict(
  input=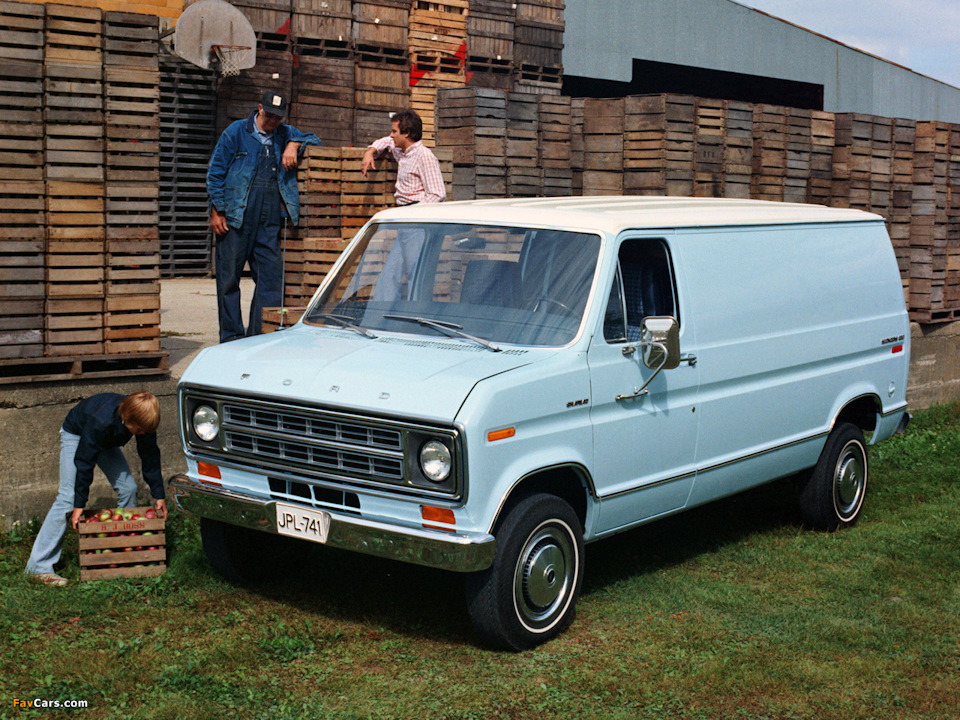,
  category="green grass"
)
[2,403,959,720]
